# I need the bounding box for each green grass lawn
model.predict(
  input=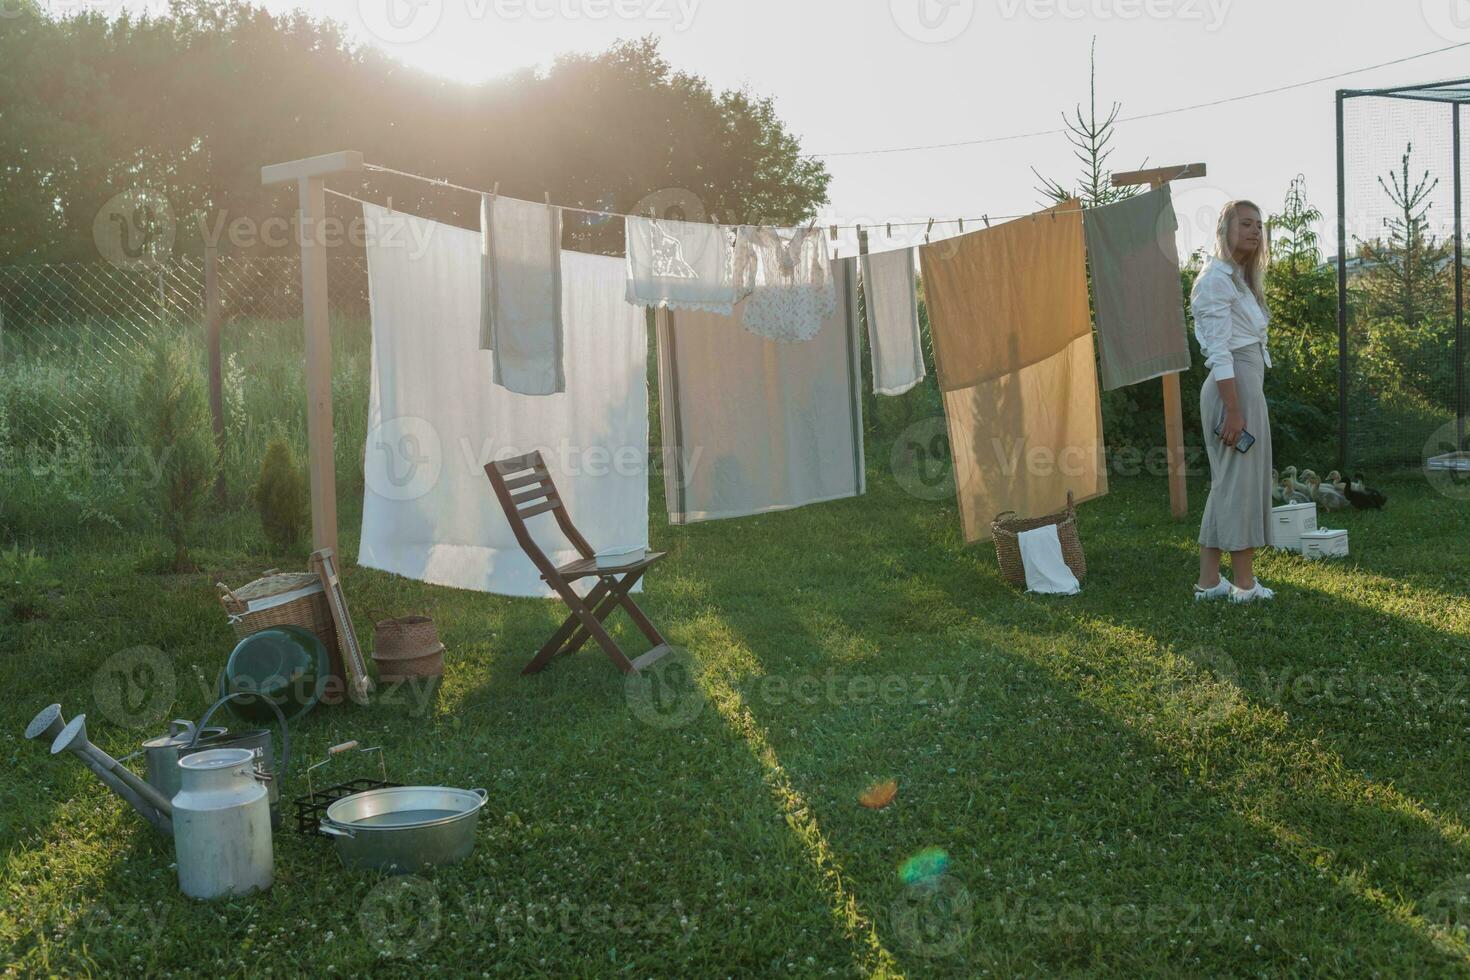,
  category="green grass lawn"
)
[4,464,1470,977]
